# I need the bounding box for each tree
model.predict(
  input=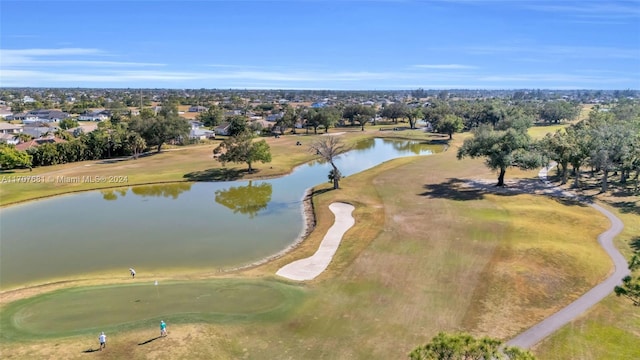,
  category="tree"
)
[539,130,572,184]
[227,115,248,137]
[309,136,347,189]
[589,120,628,193]
[340,104,375,129]
[381,102,408,124]
[58,118,79,130]
[214,130,272,172]
[457,125,543,186]
[615,255,640,306]
[406,107,423,129]
[423,100,453,129]
[318,107,340,133]
[197,105,224,127]
[129,115,190,152]
[539,101,580,123]
[409,332,535,360]
[435,114,464,139]
[13,133,33,143]
[565,122,593,188]
[127,132,147,159]
[0,144,32,170]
